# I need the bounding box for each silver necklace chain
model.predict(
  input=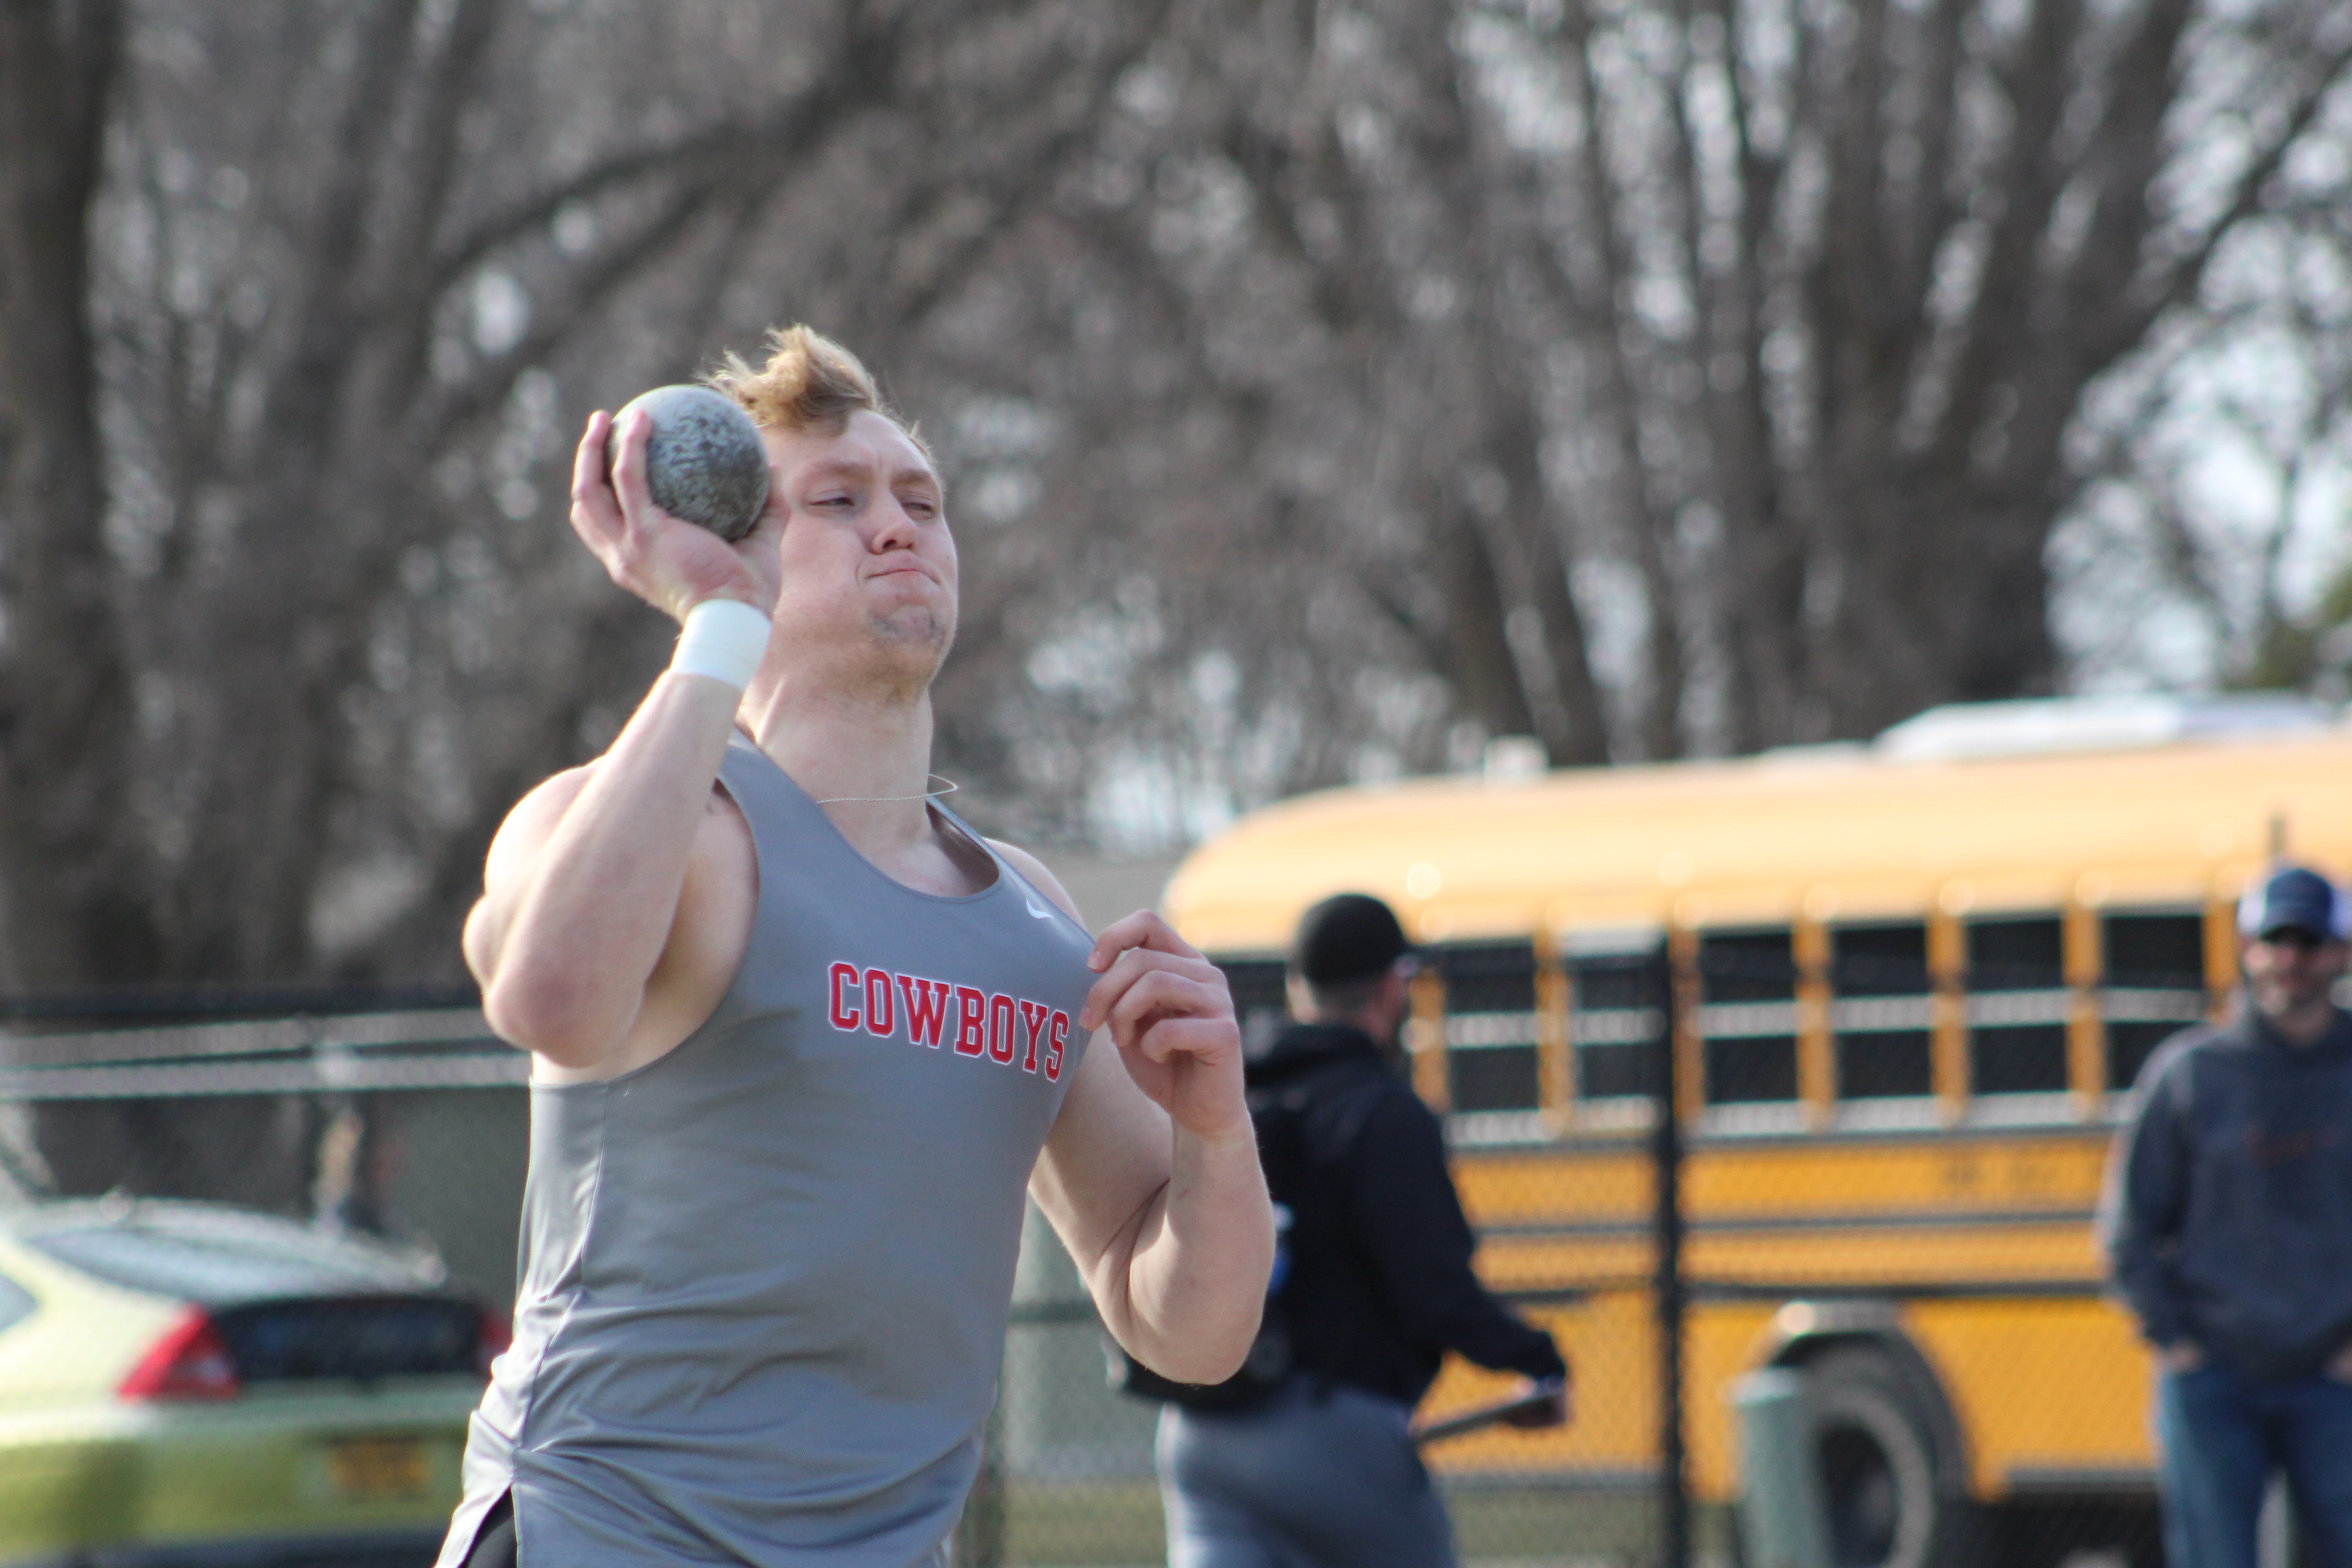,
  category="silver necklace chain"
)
[813,775,960,806]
